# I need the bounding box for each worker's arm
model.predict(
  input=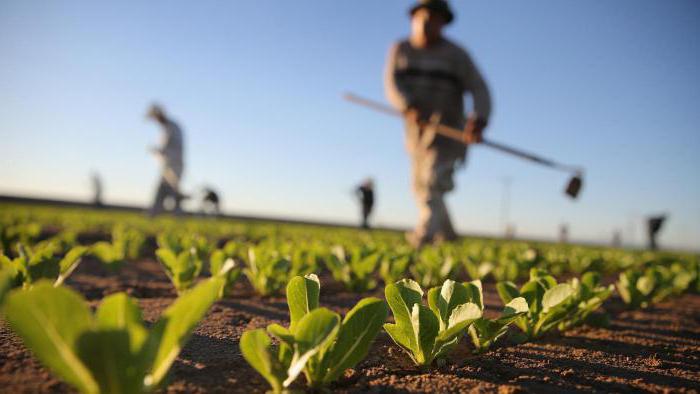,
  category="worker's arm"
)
[384,42,415,115]
[459,49,492,143]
